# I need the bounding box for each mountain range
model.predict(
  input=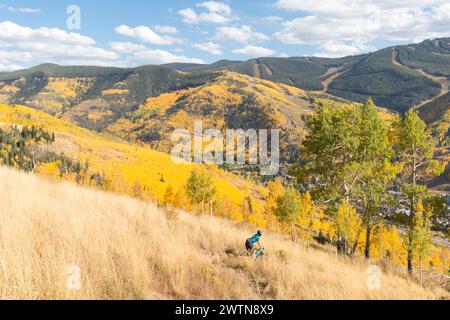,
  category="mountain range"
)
[0,37,448,189]
[164,38,450,122]
[1,38,449,123]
